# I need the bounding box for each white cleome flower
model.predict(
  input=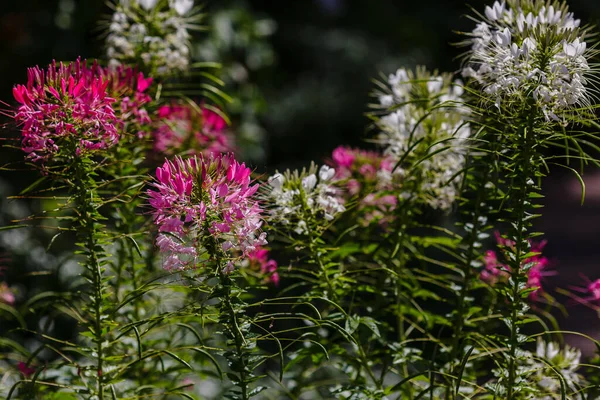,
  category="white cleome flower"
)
[106,0,198,76]
[170,0,194,16]
[490,339,585,399]
[137,0,158,11]
[374,66,470,210]
[531,338,585,399]
[264,164,346,235]
[463,0,595,121]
